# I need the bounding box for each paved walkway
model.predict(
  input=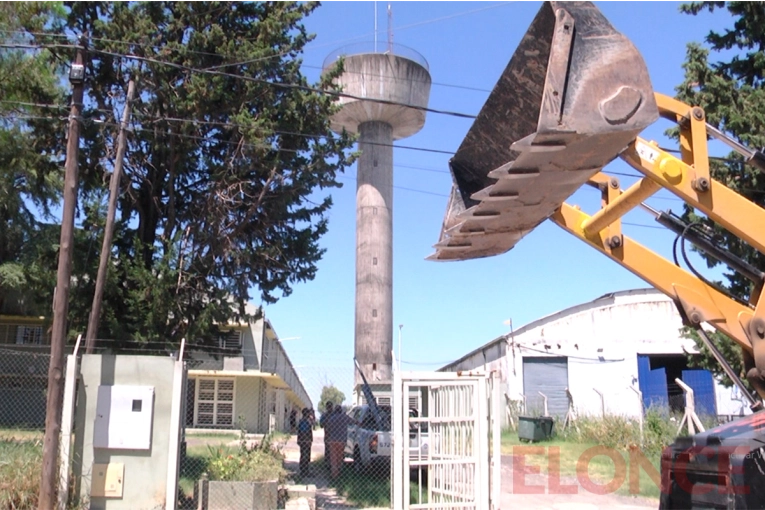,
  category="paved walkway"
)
[282,429,362,510]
